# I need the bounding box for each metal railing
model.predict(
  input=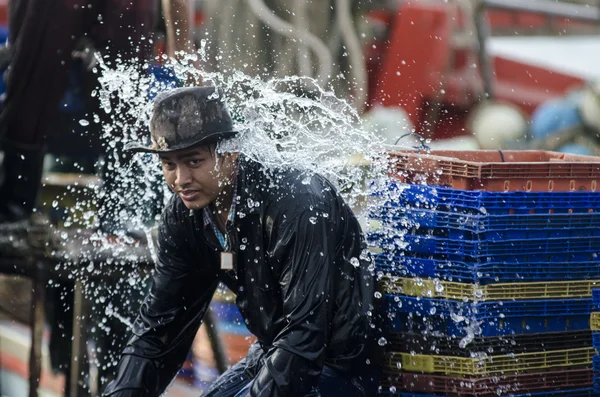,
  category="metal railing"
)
[473,0,600,98]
